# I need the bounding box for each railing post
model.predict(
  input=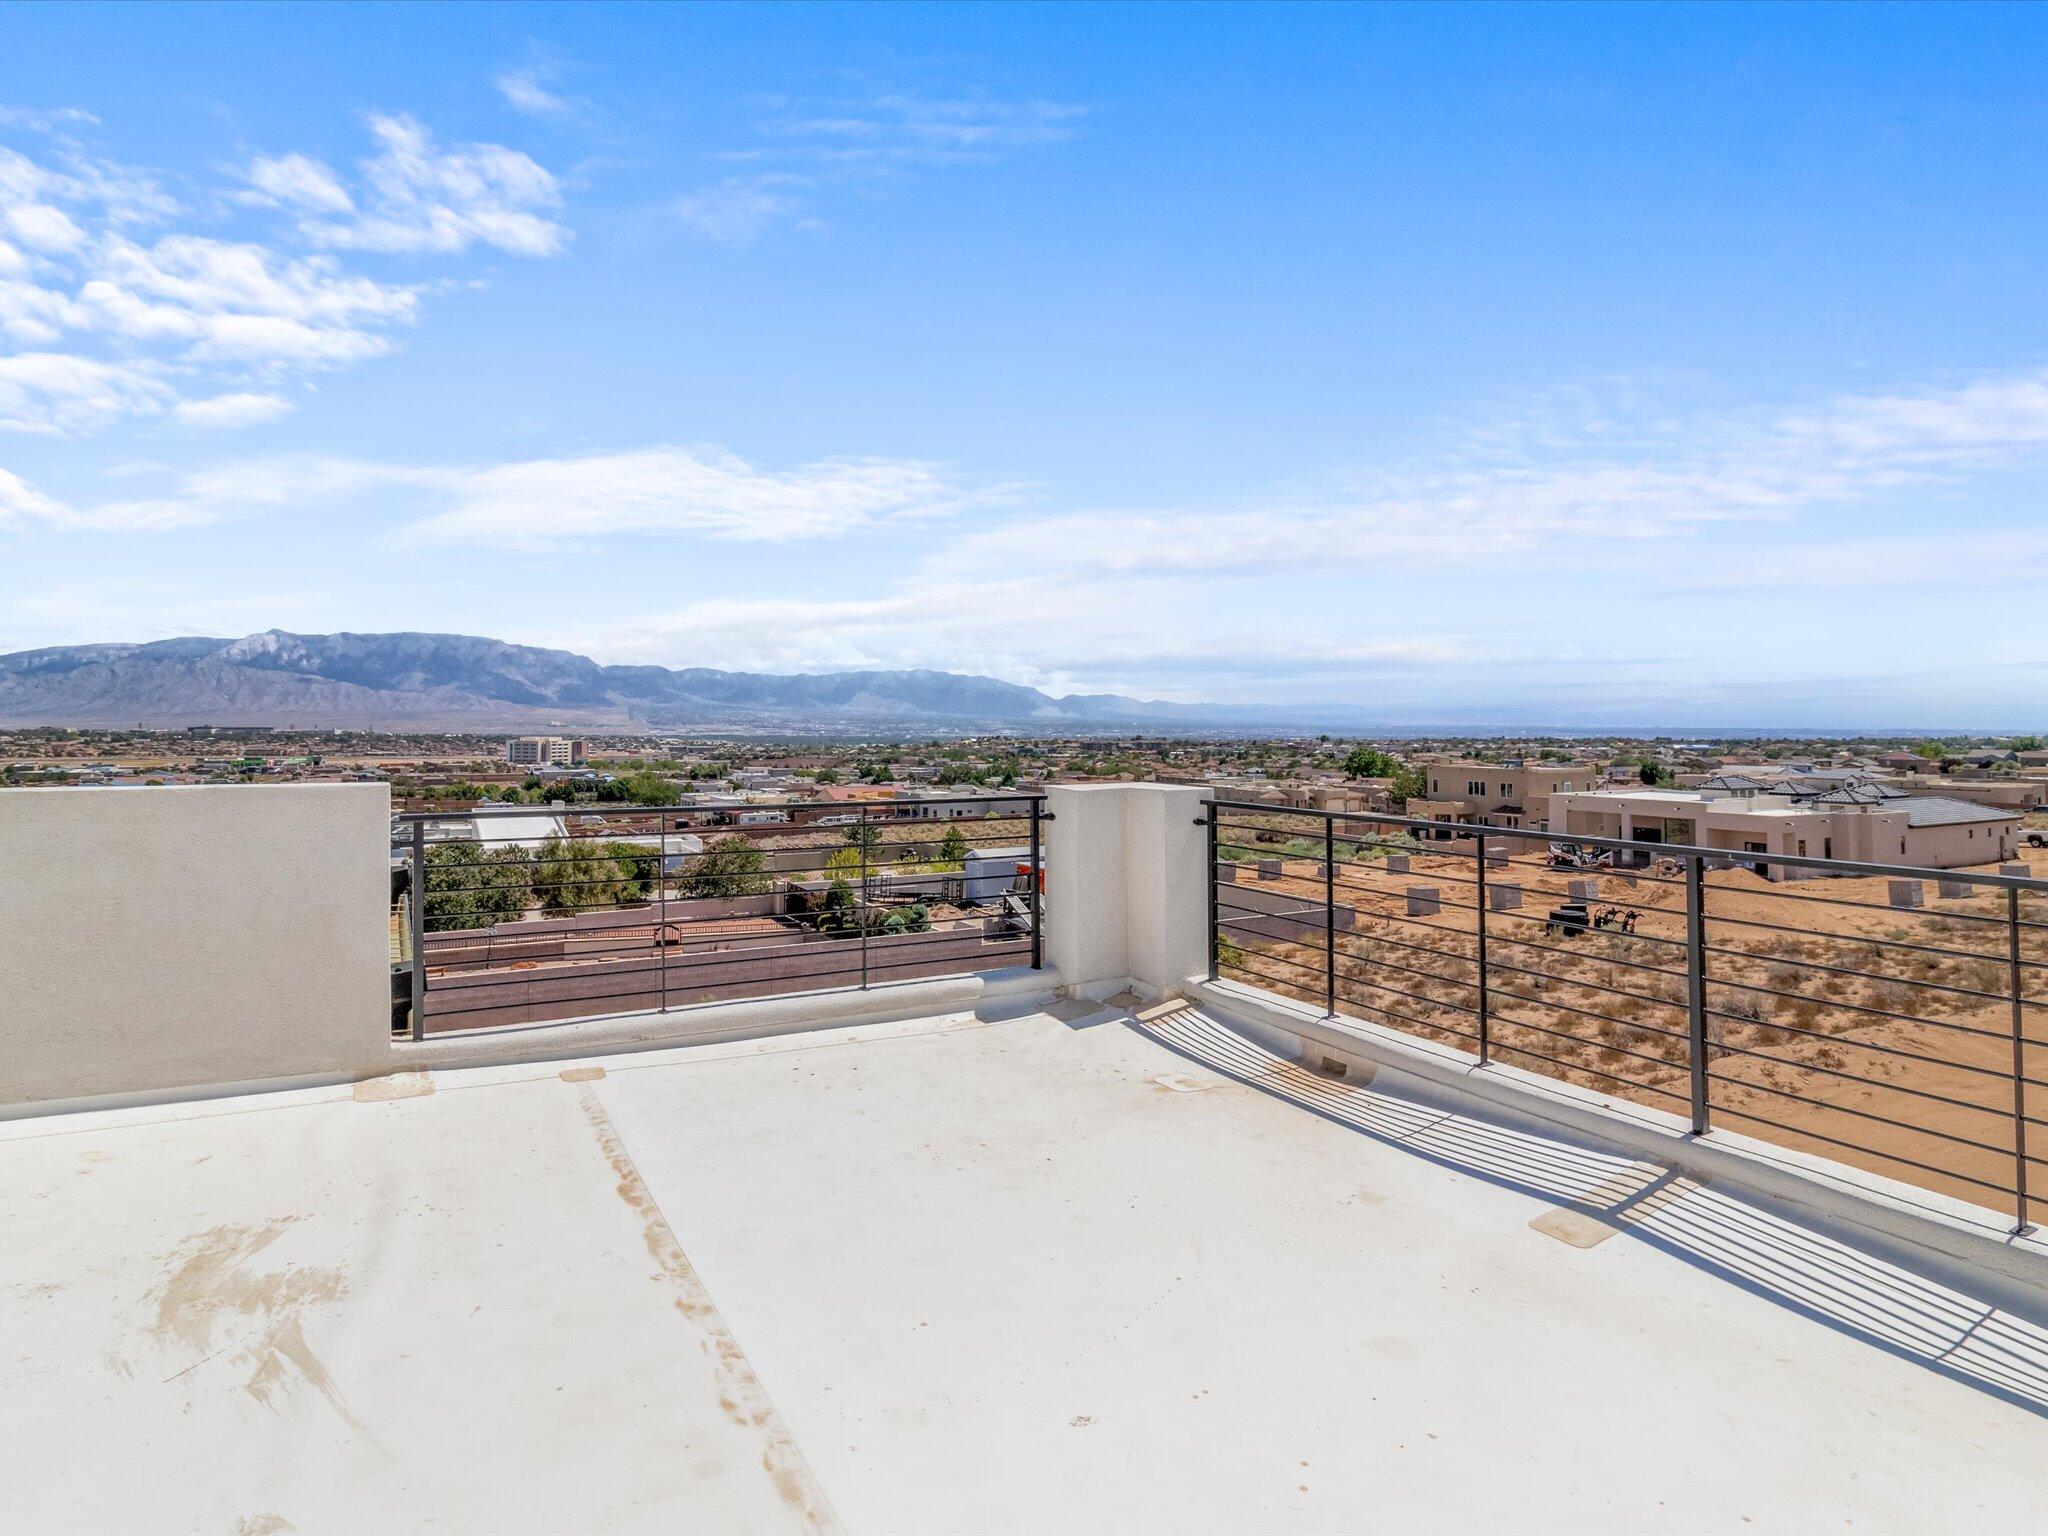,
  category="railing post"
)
[2011,886,2033,1235]
[659,816,670,1015]
[1474,830,1490,1065]
[1685,851,1709,1136]
[1324,816,1336,1016]
[1029,798,1043,971]
[408,819,427,1043]
[858,805,869,990]
[1206,807,1219,982]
